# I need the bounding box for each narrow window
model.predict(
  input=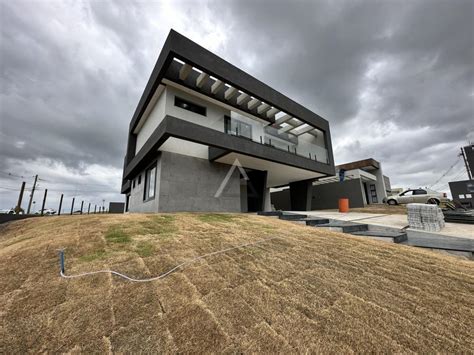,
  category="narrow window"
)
[138,174,141,185]
[174,96,207,116]
[133,179,136,188]
[144,166,156,200]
